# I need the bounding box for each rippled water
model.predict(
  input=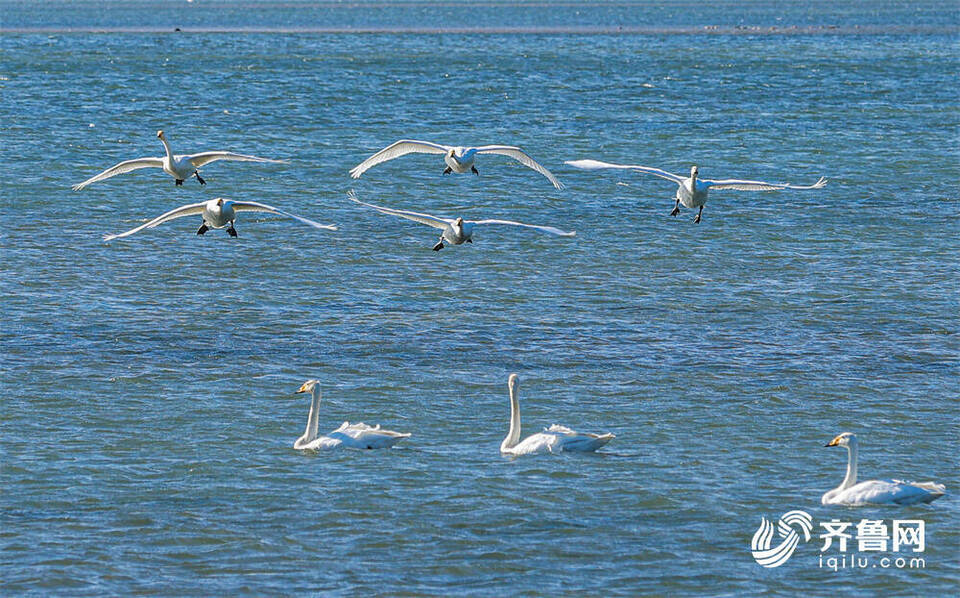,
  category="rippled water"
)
[1,1,958,595]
